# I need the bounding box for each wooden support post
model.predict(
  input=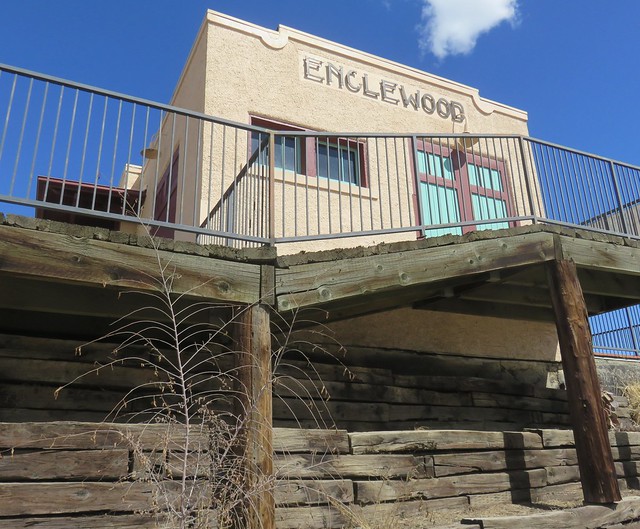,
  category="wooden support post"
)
[233,303,275,529]
[546,259,621,504]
